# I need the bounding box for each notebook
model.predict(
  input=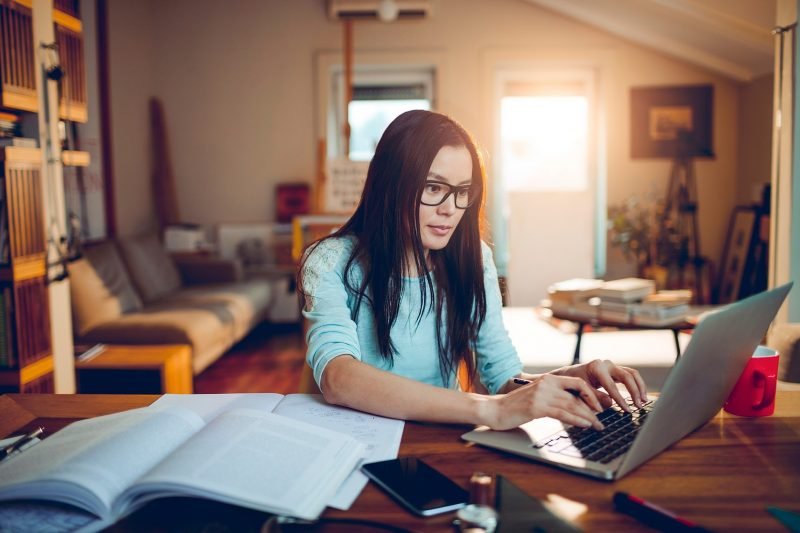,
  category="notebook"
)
[462,282,793,481]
